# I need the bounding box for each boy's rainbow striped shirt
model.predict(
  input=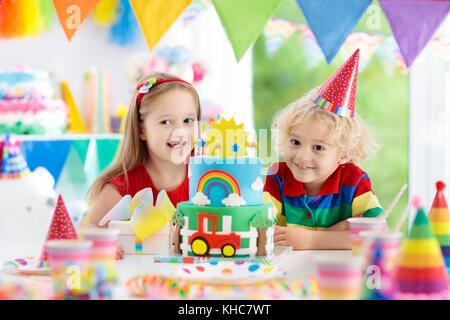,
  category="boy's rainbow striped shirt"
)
[264,162,383,230]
